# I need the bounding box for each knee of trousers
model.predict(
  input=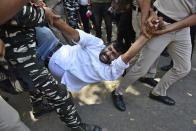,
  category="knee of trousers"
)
[172,62,191,78]
[51,85,73,105]
[129,64,150,78]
